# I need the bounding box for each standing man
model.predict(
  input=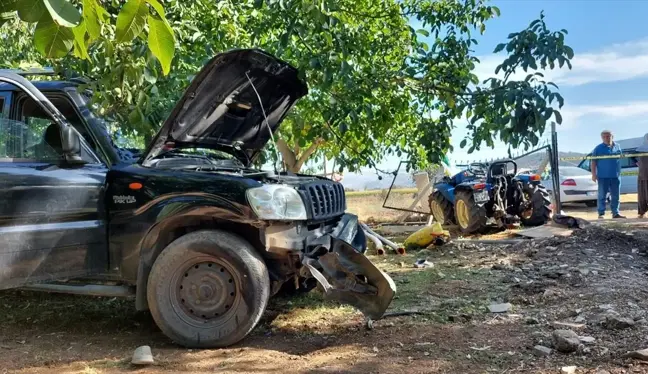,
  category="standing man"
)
[591,130,626,219]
